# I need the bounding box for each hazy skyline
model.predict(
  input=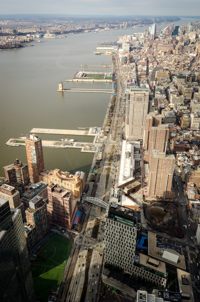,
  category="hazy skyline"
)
[1,0,200,16]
